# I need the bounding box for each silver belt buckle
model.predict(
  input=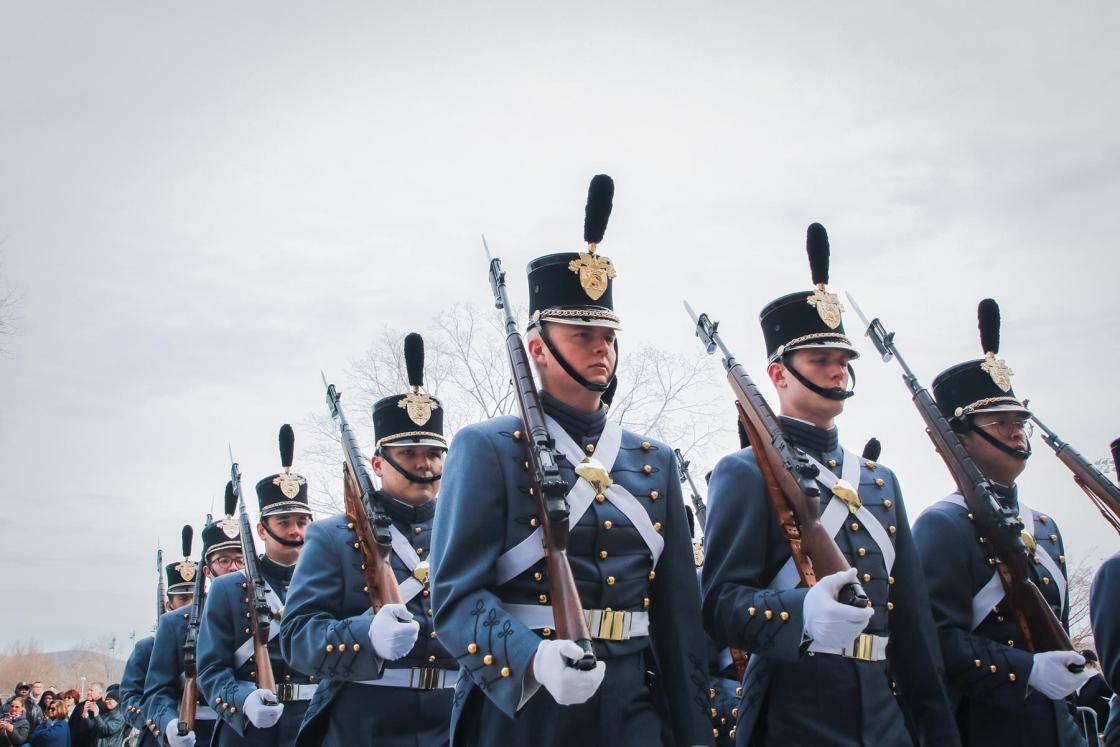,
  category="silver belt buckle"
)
[274,683,294,702]
[412,667,443,690]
